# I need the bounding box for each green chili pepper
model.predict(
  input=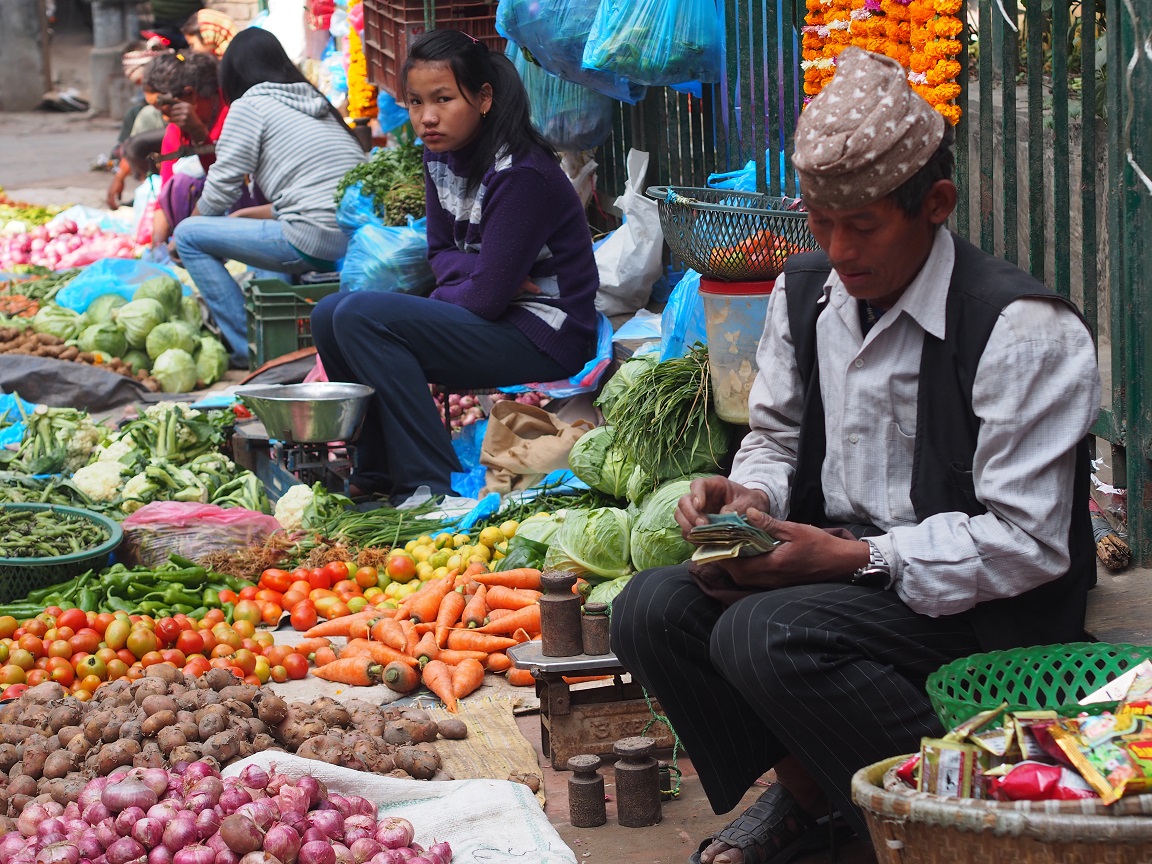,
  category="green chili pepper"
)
[222,601,235,625]
[203,588,220,608]
[76,587,97,613]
